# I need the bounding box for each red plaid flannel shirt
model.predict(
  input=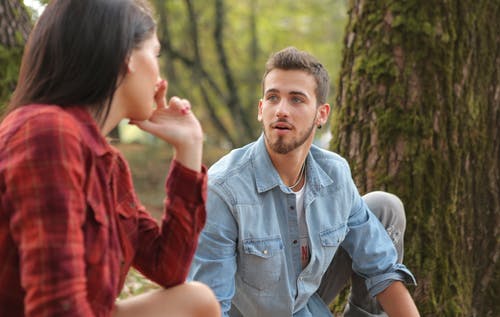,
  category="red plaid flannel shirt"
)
[0,105,207,316]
